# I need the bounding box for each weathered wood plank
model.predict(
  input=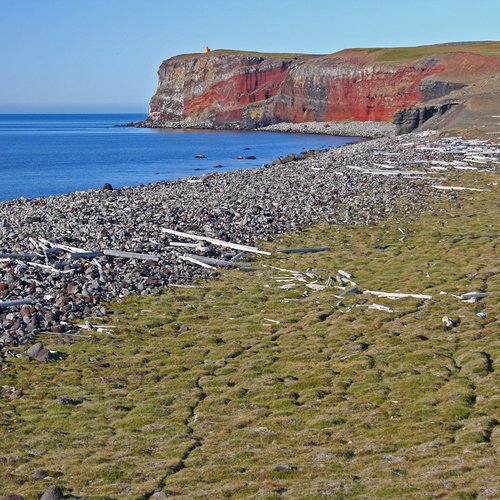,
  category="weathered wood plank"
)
[363,290,432,300]
[184,254,251,268]
[0,252,39,260]
[0,299,34,308]
[70,251,105,259]
[279,246,331,254]
[431,185,486,192]
[103,250,159,262]
[178,255,216,270]
[162,228,271,255]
